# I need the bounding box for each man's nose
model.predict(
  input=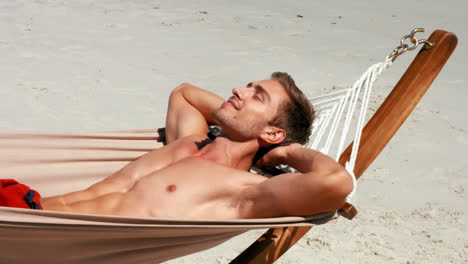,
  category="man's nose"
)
[232,87,253,100]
